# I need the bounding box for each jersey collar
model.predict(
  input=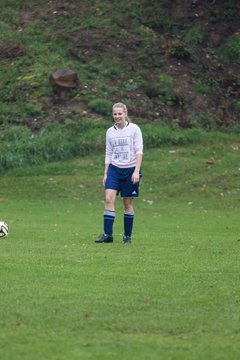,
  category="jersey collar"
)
[114,121,130,130]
